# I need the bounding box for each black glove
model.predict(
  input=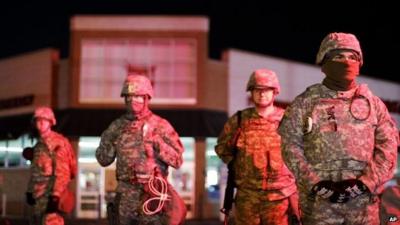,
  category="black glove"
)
[46,195,60,213]
[25,192,36,205]
[329,184,350,203]
[311,180,335,198]
[312,180,349,203]
[337,179,369,198]
[22,147,34,161]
